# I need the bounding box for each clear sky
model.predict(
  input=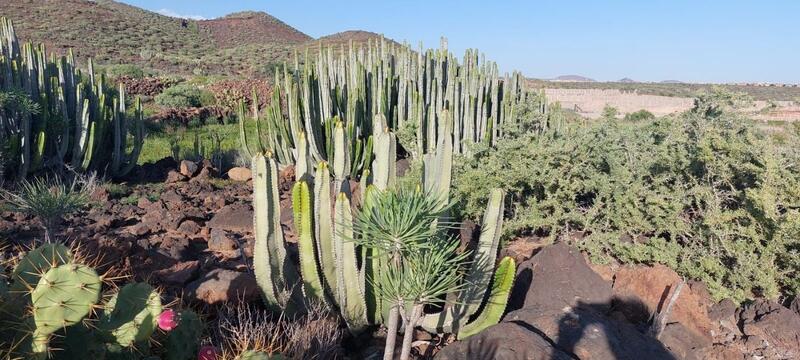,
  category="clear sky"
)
[120,0,800,84]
